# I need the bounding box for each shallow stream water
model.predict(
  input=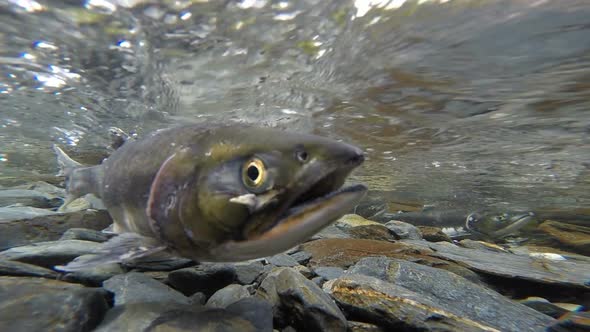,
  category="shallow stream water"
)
[1,0,589,217]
